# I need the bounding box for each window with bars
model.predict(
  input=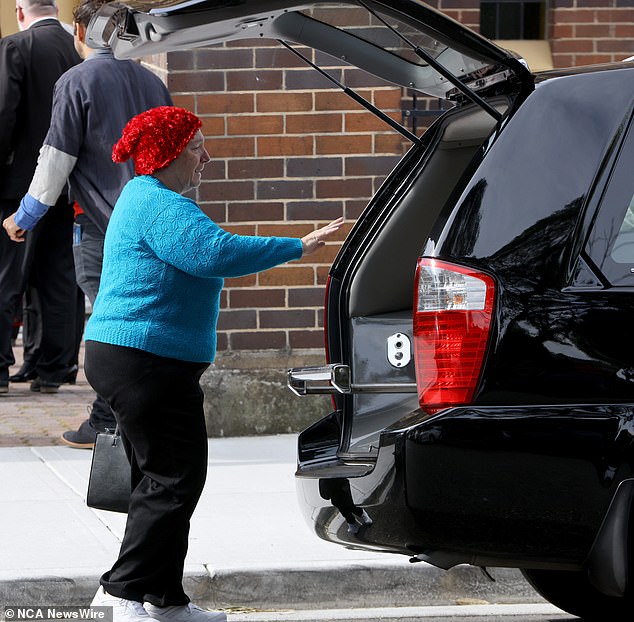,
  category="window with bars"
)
[480,0,547,40]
